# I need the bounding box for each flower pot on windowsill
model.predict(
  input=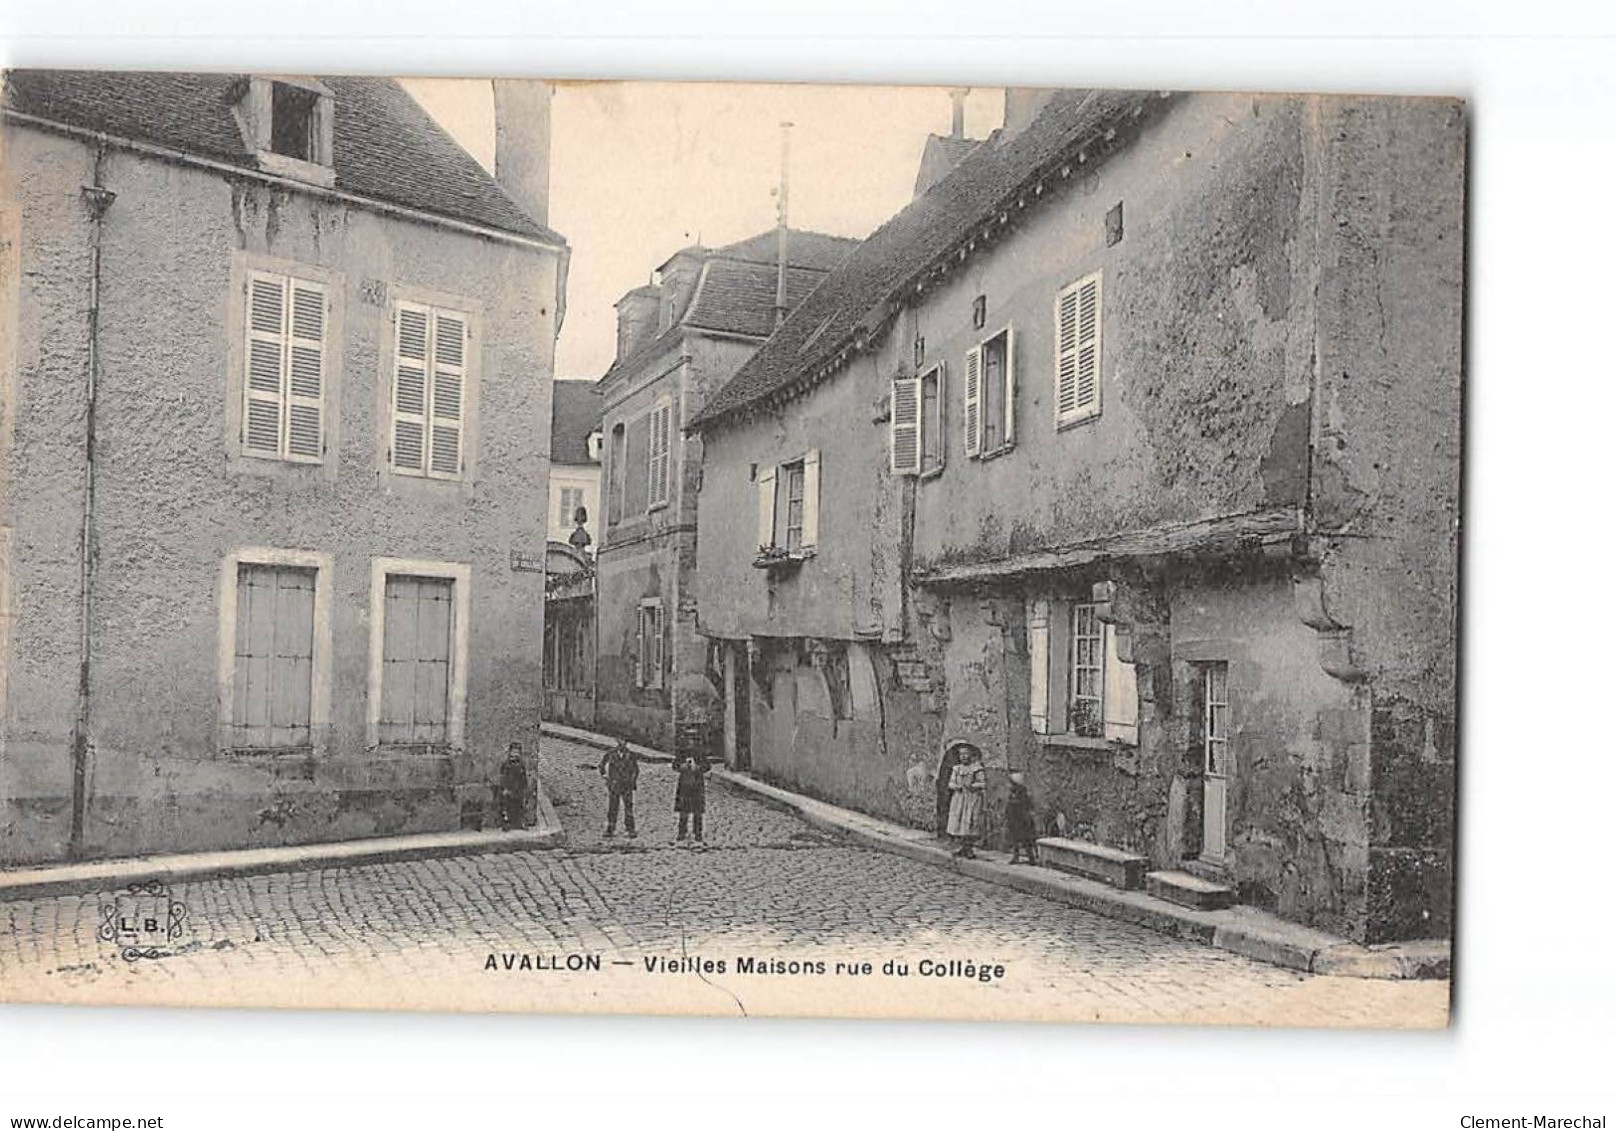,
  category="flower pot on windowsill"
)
[752,546,814,571]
